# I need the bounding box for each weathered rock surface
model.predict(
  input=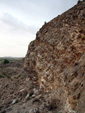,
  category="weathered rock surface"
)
[0,1,85,113]
[24,1,85,113]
